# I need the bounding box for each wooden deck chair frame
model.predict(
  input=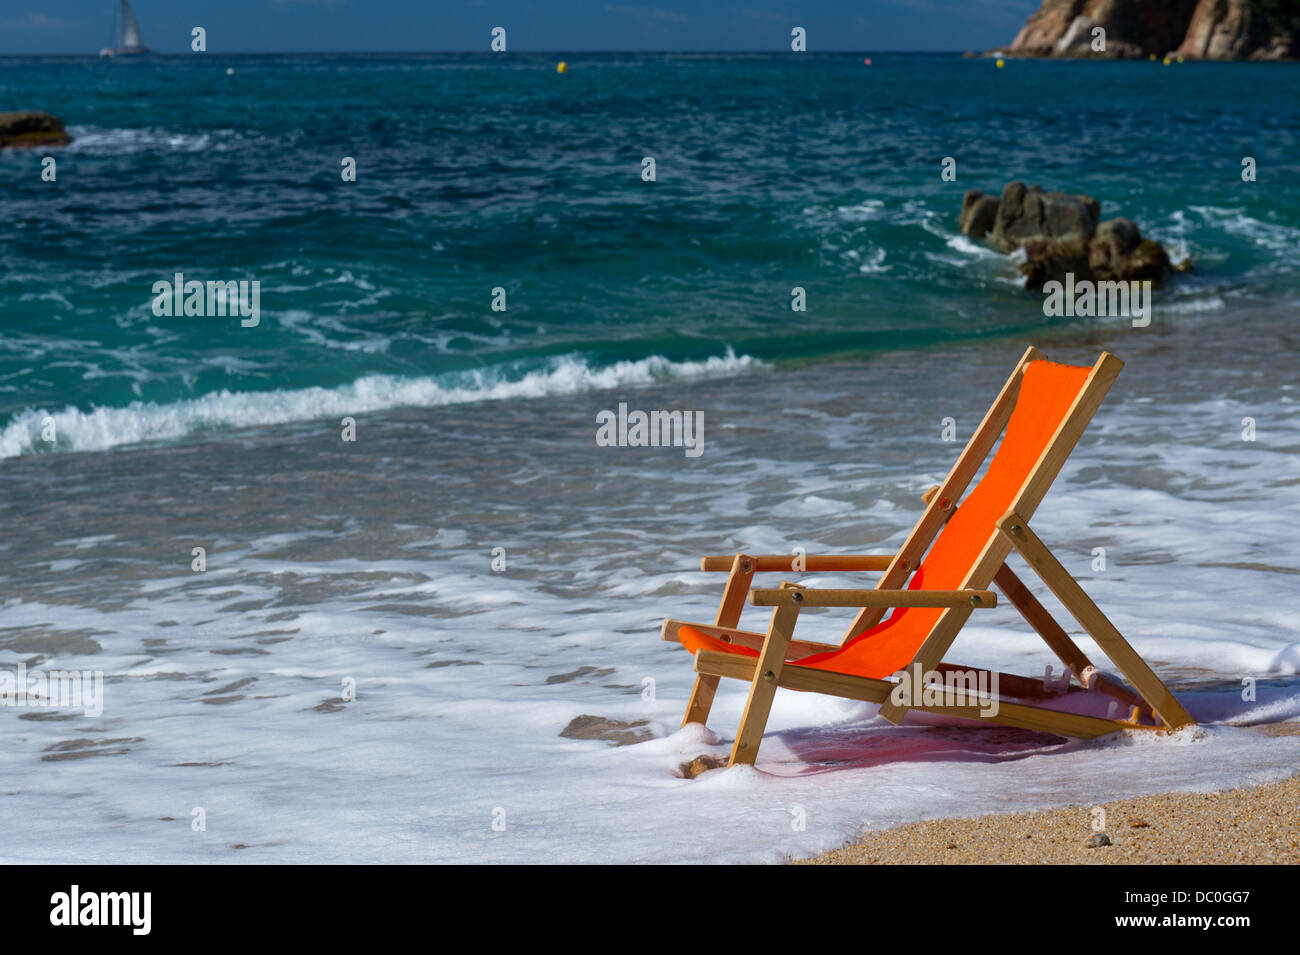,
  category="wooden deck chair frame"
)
[661,346,1195,767]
